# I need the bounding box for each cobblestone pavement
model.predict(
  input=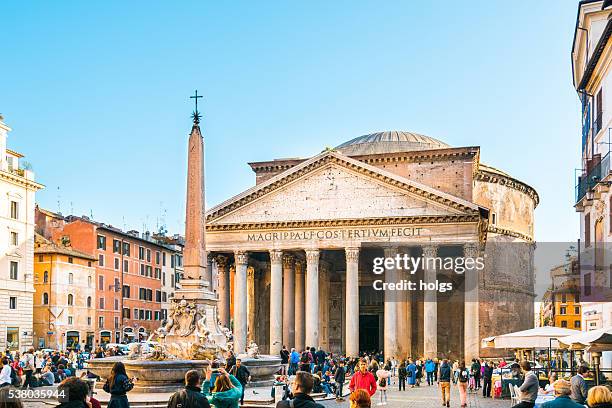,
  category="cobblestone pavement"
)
[321,382,509,408]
